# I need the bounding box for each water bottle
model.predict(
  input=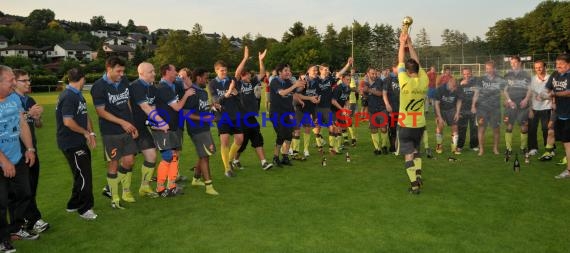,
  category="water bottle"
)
[513,153,520,172]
